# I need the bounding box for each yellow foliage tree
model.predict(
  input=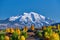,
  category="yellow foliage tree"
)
[10,28,14,33]
[6,28,10,33]
[48,26,52,29]
[58,24,60,30]
[23,26,28,32]
[53,25,56,29]
[4,36,9,40]
[15,28,21,35]
[43,26,46,30]
[50,32,59,40]
[31,25,35,31]
[21,36,25,40]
